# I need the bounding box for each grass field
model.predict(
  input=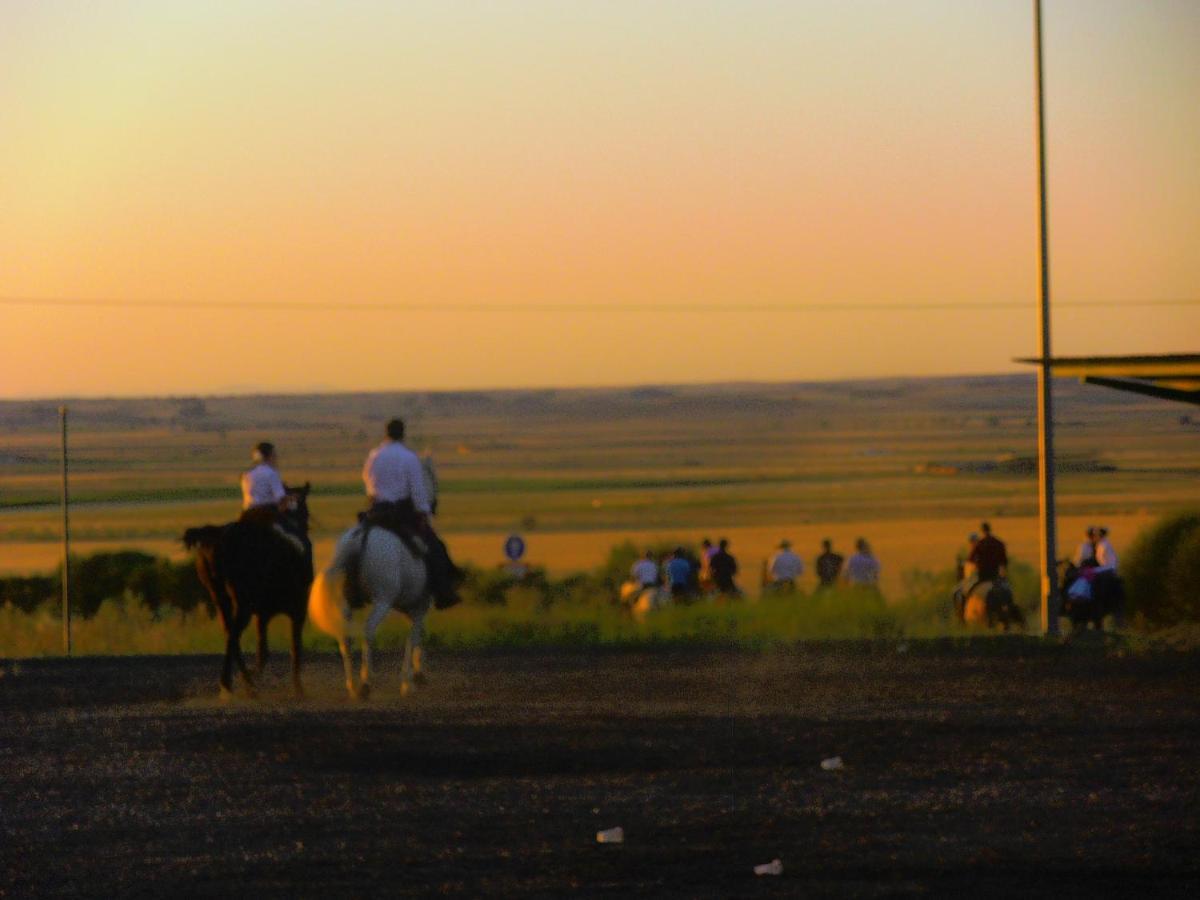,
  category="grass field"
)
[2,375,1197,606]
